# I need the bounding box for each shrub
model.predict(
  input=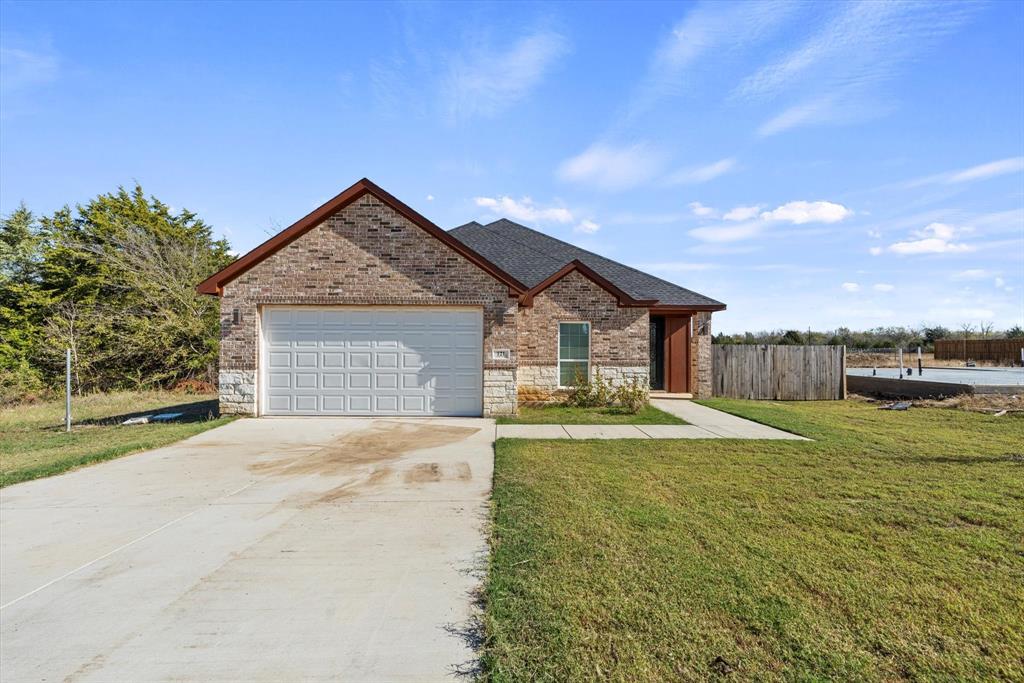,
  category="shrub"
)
[566,367,613,408]
[614,376,649,414]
